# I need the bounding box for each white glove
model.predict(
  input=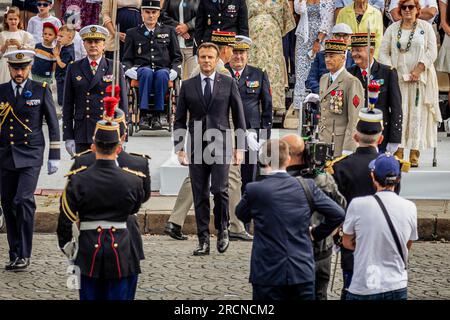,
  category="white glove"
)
[342,150,353,156]
[47,160,60,175]
[121,142,127,152]
[169,69,178,81]
[65,140,76,156]
[125,67,138,80]
[386,143,400,154]
[246,131,259,152]
[303,93,320,104]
